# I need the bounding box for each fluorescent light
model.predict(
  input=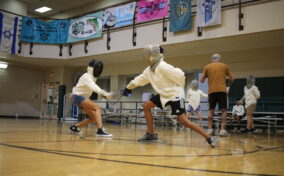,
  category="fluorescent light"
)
[35,6,52,13]
[0,62,8,69]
